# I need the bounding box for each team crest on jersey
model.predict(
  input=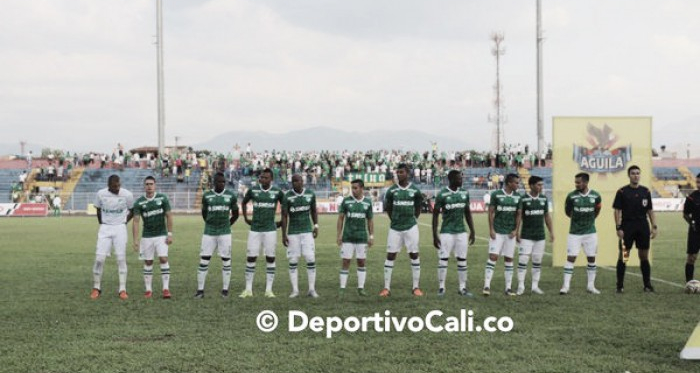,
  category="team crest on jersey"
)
[305,196,311,202]
[589,197,595,203]
[642,199,648,207]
